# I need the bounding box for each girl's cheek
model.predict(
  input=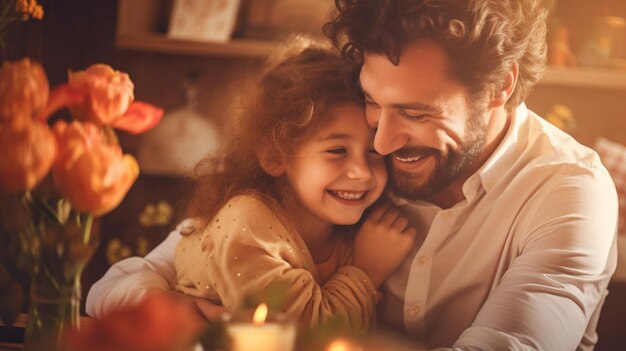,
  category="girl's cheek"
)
[374,161,388,186]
